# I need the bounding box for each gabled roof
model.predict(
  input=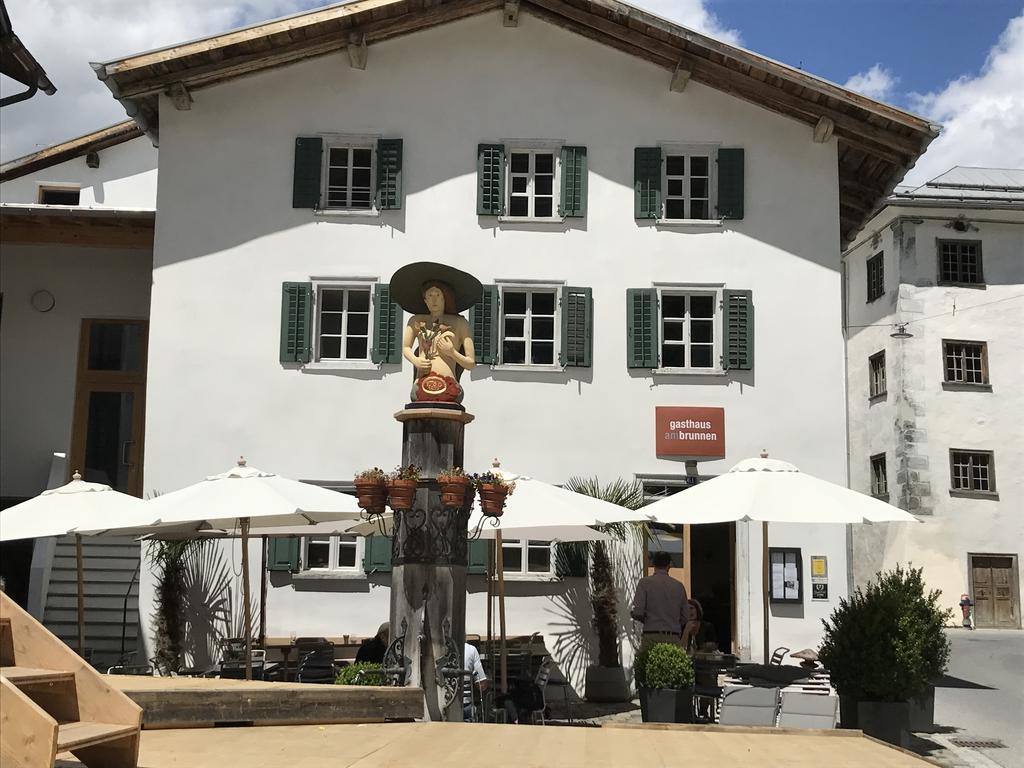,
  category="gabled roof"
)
[0,0,55,97]
[0,121,143,182]
[90,0,940,246]
[888,166,1024,206]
